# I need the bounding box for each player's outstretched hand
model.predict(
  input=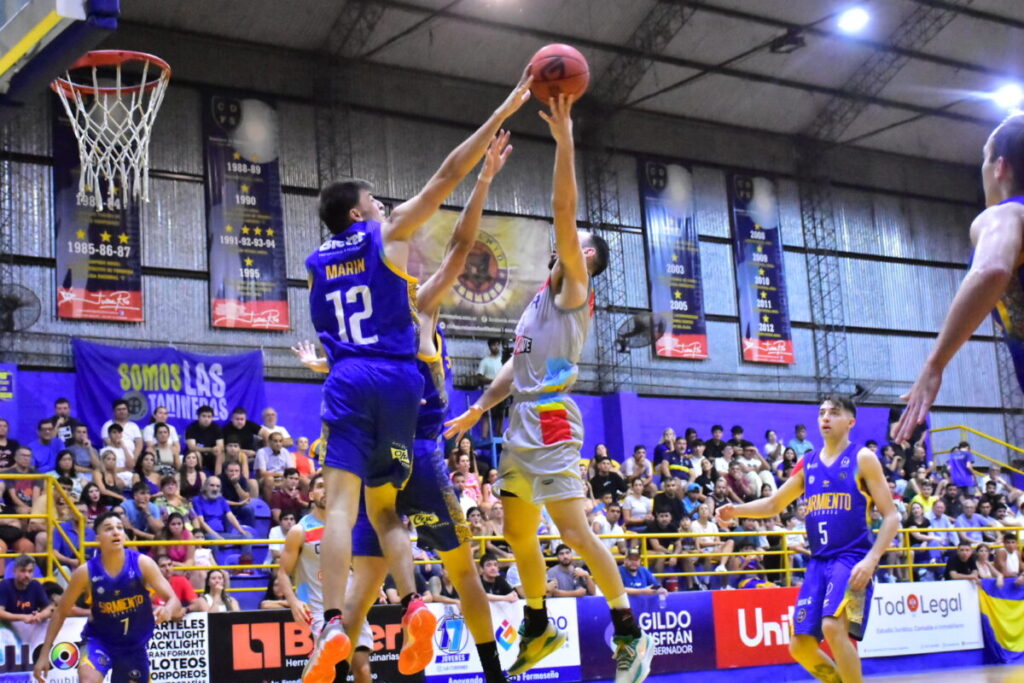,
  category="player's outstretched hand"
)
[497,65,533,119]
[289,599,312,627]
[538,93,575,145]
[444,405,484,442]
[291,339,319,365]
[154,604,173,625]
[32,655,50,683]
[480,130,513,182]
[895,364,942,442]
[848,556,876,592]
[716,504,737,525]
